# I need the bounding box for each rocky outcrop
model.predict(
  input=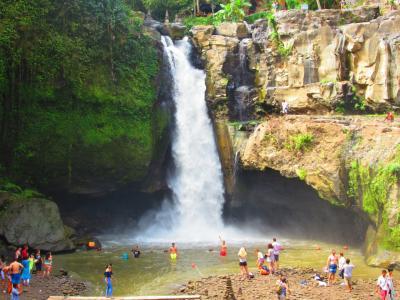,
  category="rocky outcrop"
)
[191,8,400,119]
[223,115,400,267]
[0,192,74,251]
